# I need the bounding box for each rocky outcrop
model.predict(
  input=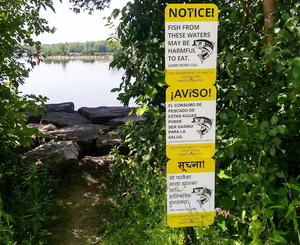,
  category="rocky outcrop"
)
[22,103,144,176]
[45,102,75,113]
[78,106,131,125]
[23,141,79,170]
[41,112,92,128]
